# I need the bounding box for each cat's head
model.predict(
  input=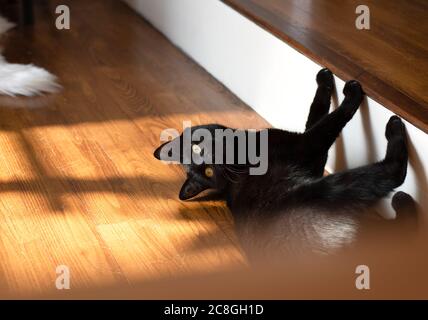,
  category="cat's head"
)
[154,124,246,200]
